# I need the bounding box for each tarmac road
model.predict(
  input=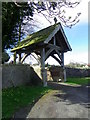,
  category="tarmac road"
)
[14,82,89,119]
